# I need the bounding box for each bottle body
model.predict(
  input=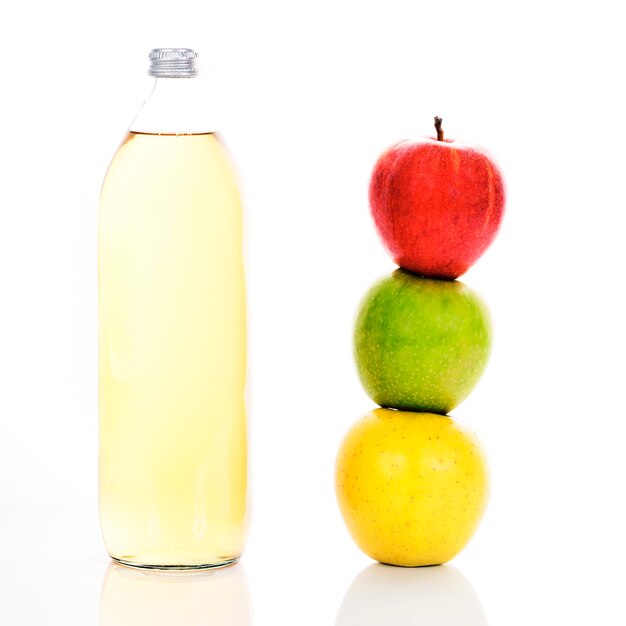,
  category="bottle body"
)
[99,129,248,568]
